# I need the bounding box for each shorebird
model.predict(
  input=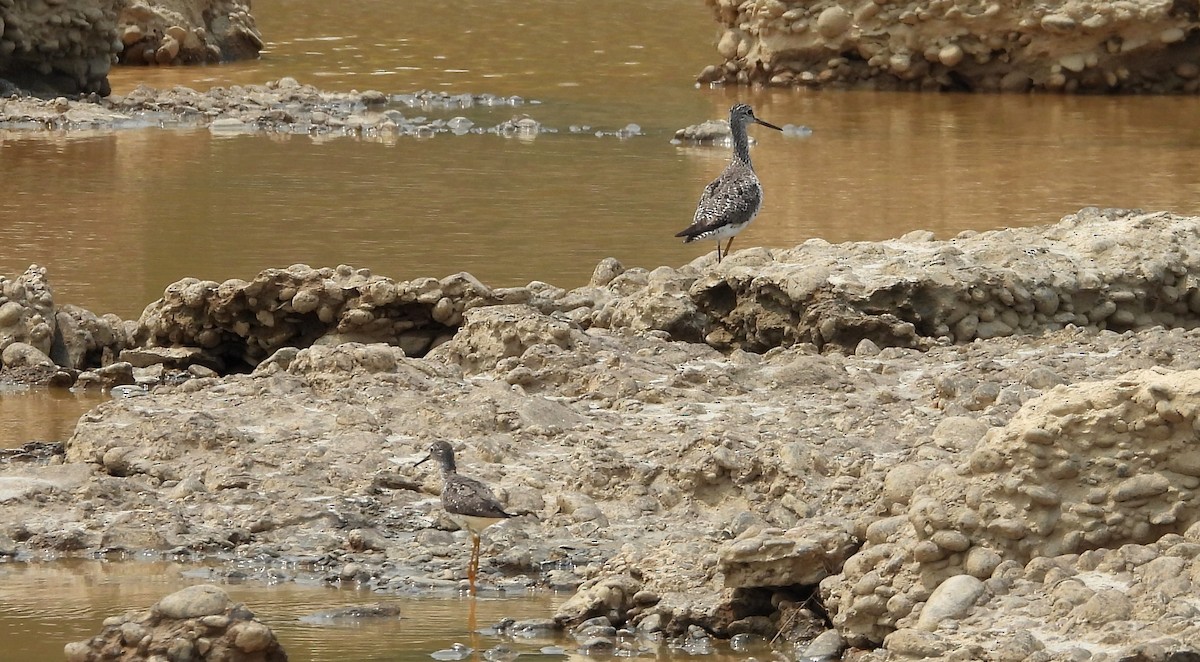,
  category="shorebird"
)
[676,103,783,262]
[416,440,514,594]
